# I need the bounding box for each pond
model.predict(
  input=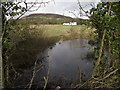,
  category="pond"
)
[46,39,94,87]
[14,39,94,88]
